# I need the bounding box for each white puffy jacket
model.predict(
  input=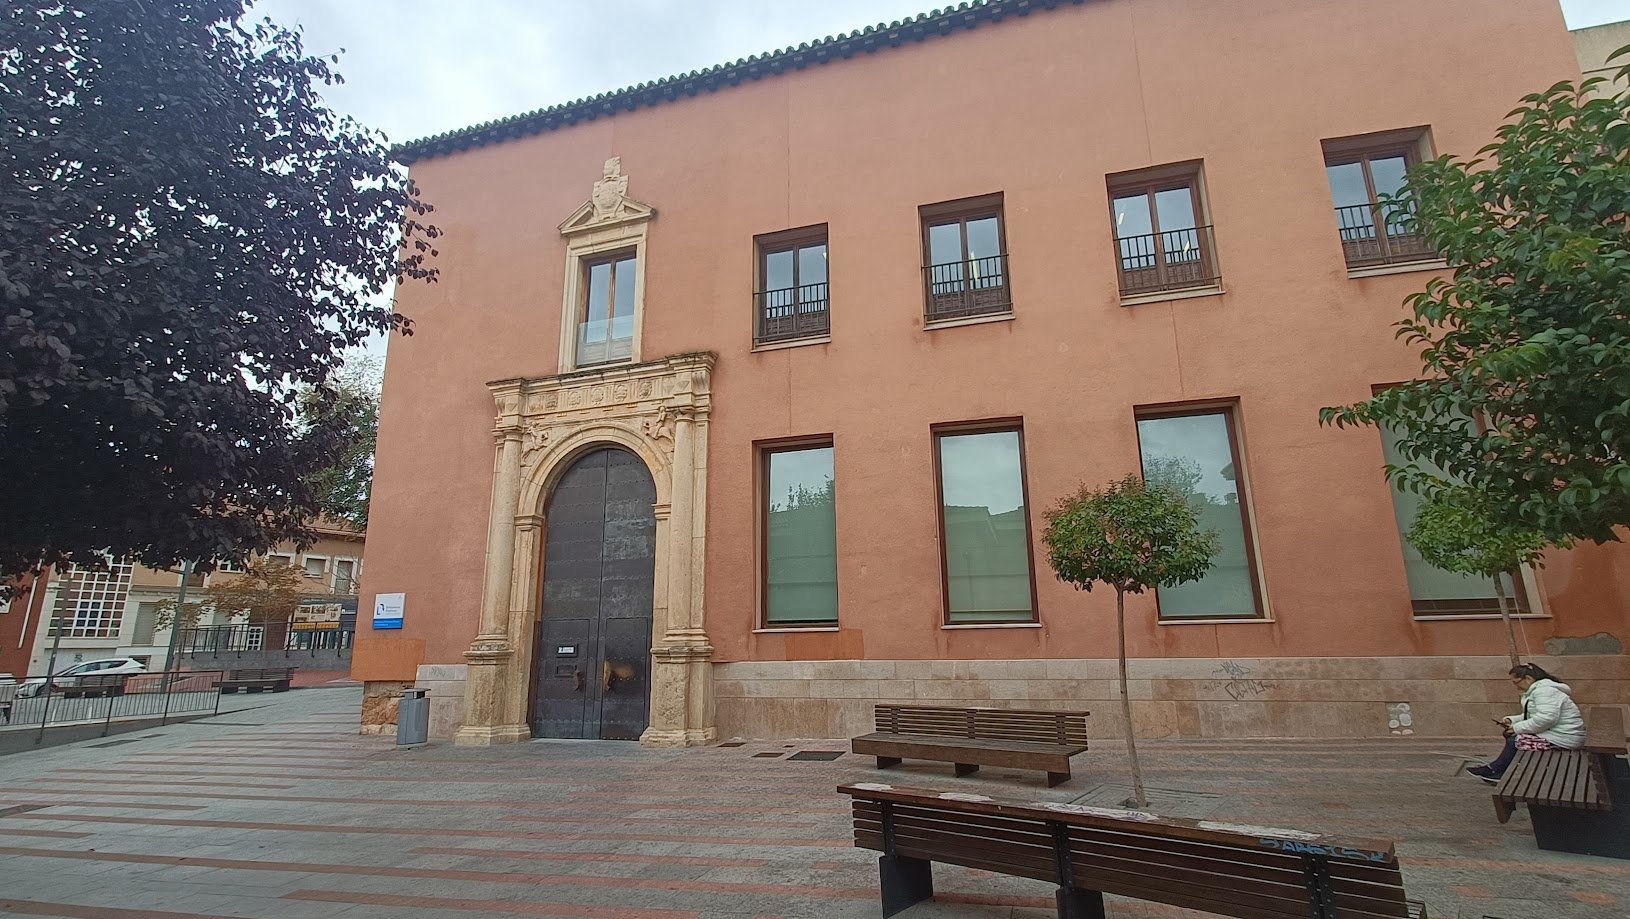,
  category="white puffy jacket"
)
[1507,678,1586,749]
